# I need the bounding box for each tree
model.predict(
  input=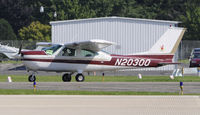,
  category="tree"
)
[0,19,17,40]
[135,0,185,20]
[179,2,200,40]
[111,0,141,18]
[30,0,96,23]
[18,21,51,42]
[0,0,34,34]
[47,0,96,20]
